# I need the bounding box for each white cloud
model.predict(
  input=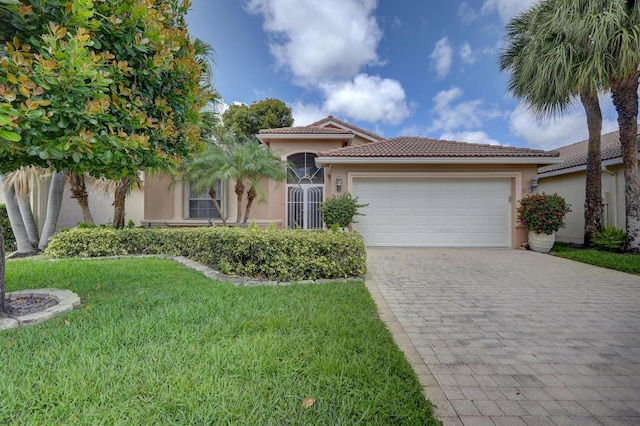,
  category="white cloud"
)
[246,0,382,86]
[458,2,479,24]
[481,0,537,22]
[509,101,618,150]
[430,87,503,132]
[321,74,411,124]
[430,37,453,79]
[440,131,502,145]
[291,102,328,126]
[459,42,476,65]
